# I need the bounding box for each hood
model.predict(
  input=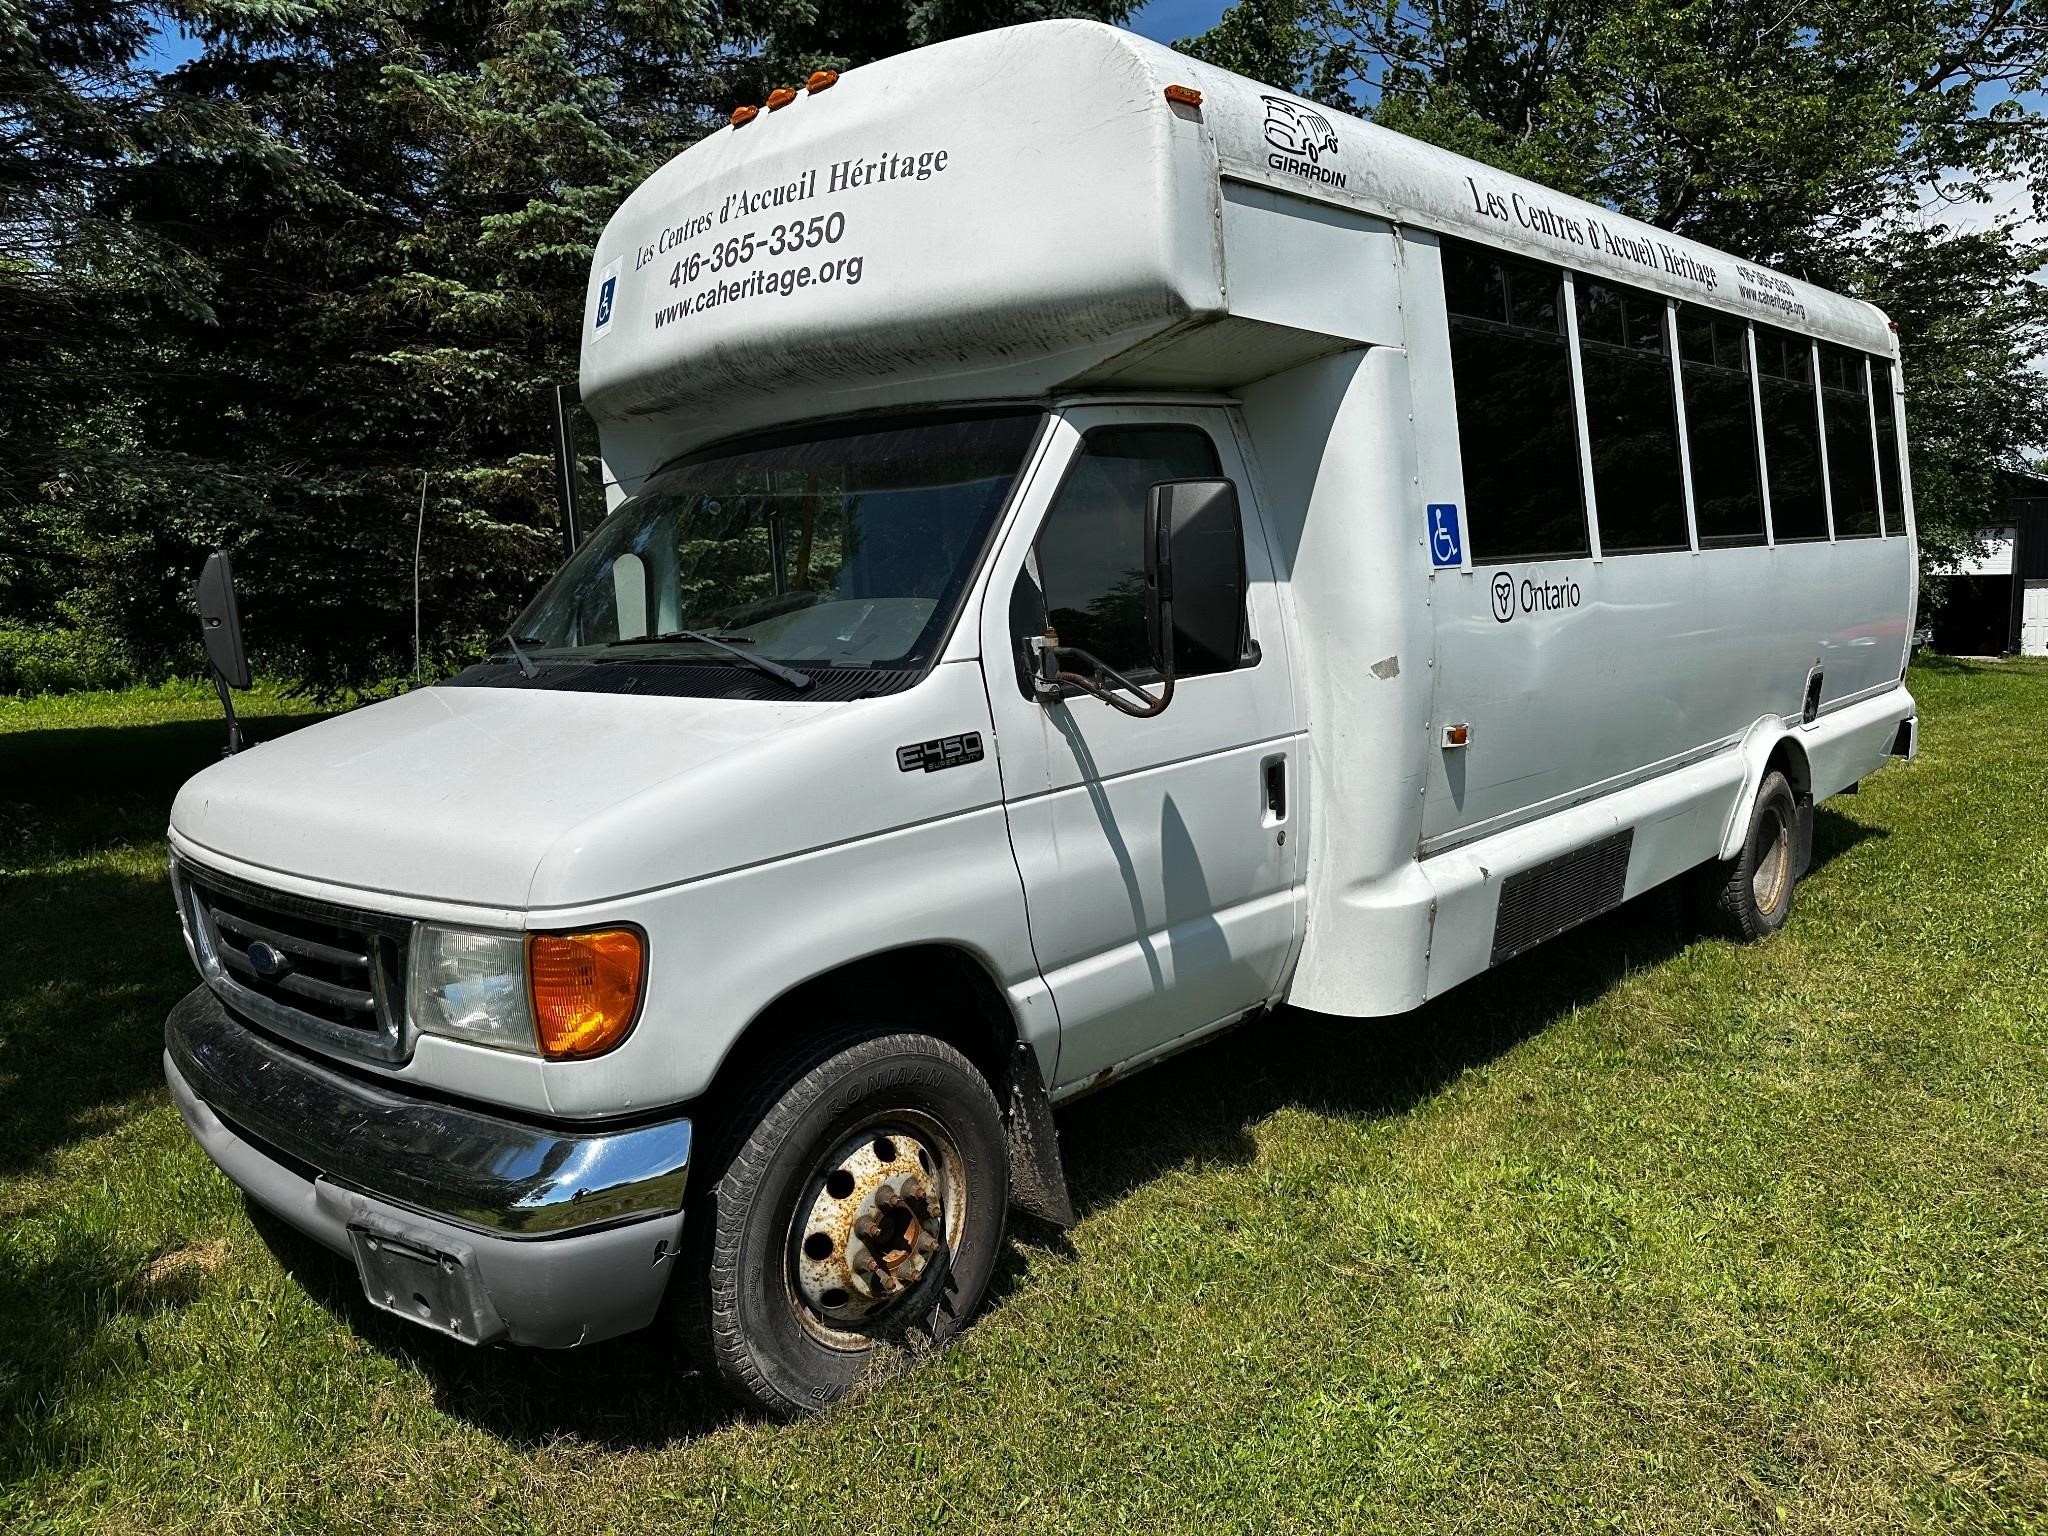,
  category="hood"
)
[170,684,833,908]
[169,663,1003,910]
